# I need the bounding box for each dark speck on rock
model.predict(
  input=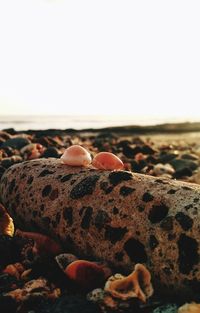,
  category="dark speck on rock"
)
[8,179,16,193]
[175,212,193,231]
[124,238,147,263]
[109,171,132,186]
[94,210,111,230]
[70,175,99,199]
[81,207,93,229]
[49,188,59,200]
[167,189,177,194]
[178,234,199,274]
[63,207,73,226]
[112,207,119,215]
[105,226,127,244]
[142,192,154,202]
[27,176,34,184]
[160,216,174,231]
[120,186,135,196]
[38,169,55,177]
[42,185,52,197]
[149,235,159,250]
[148,203,169,223]
[100,181,113,194]
[60,174,73,183]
